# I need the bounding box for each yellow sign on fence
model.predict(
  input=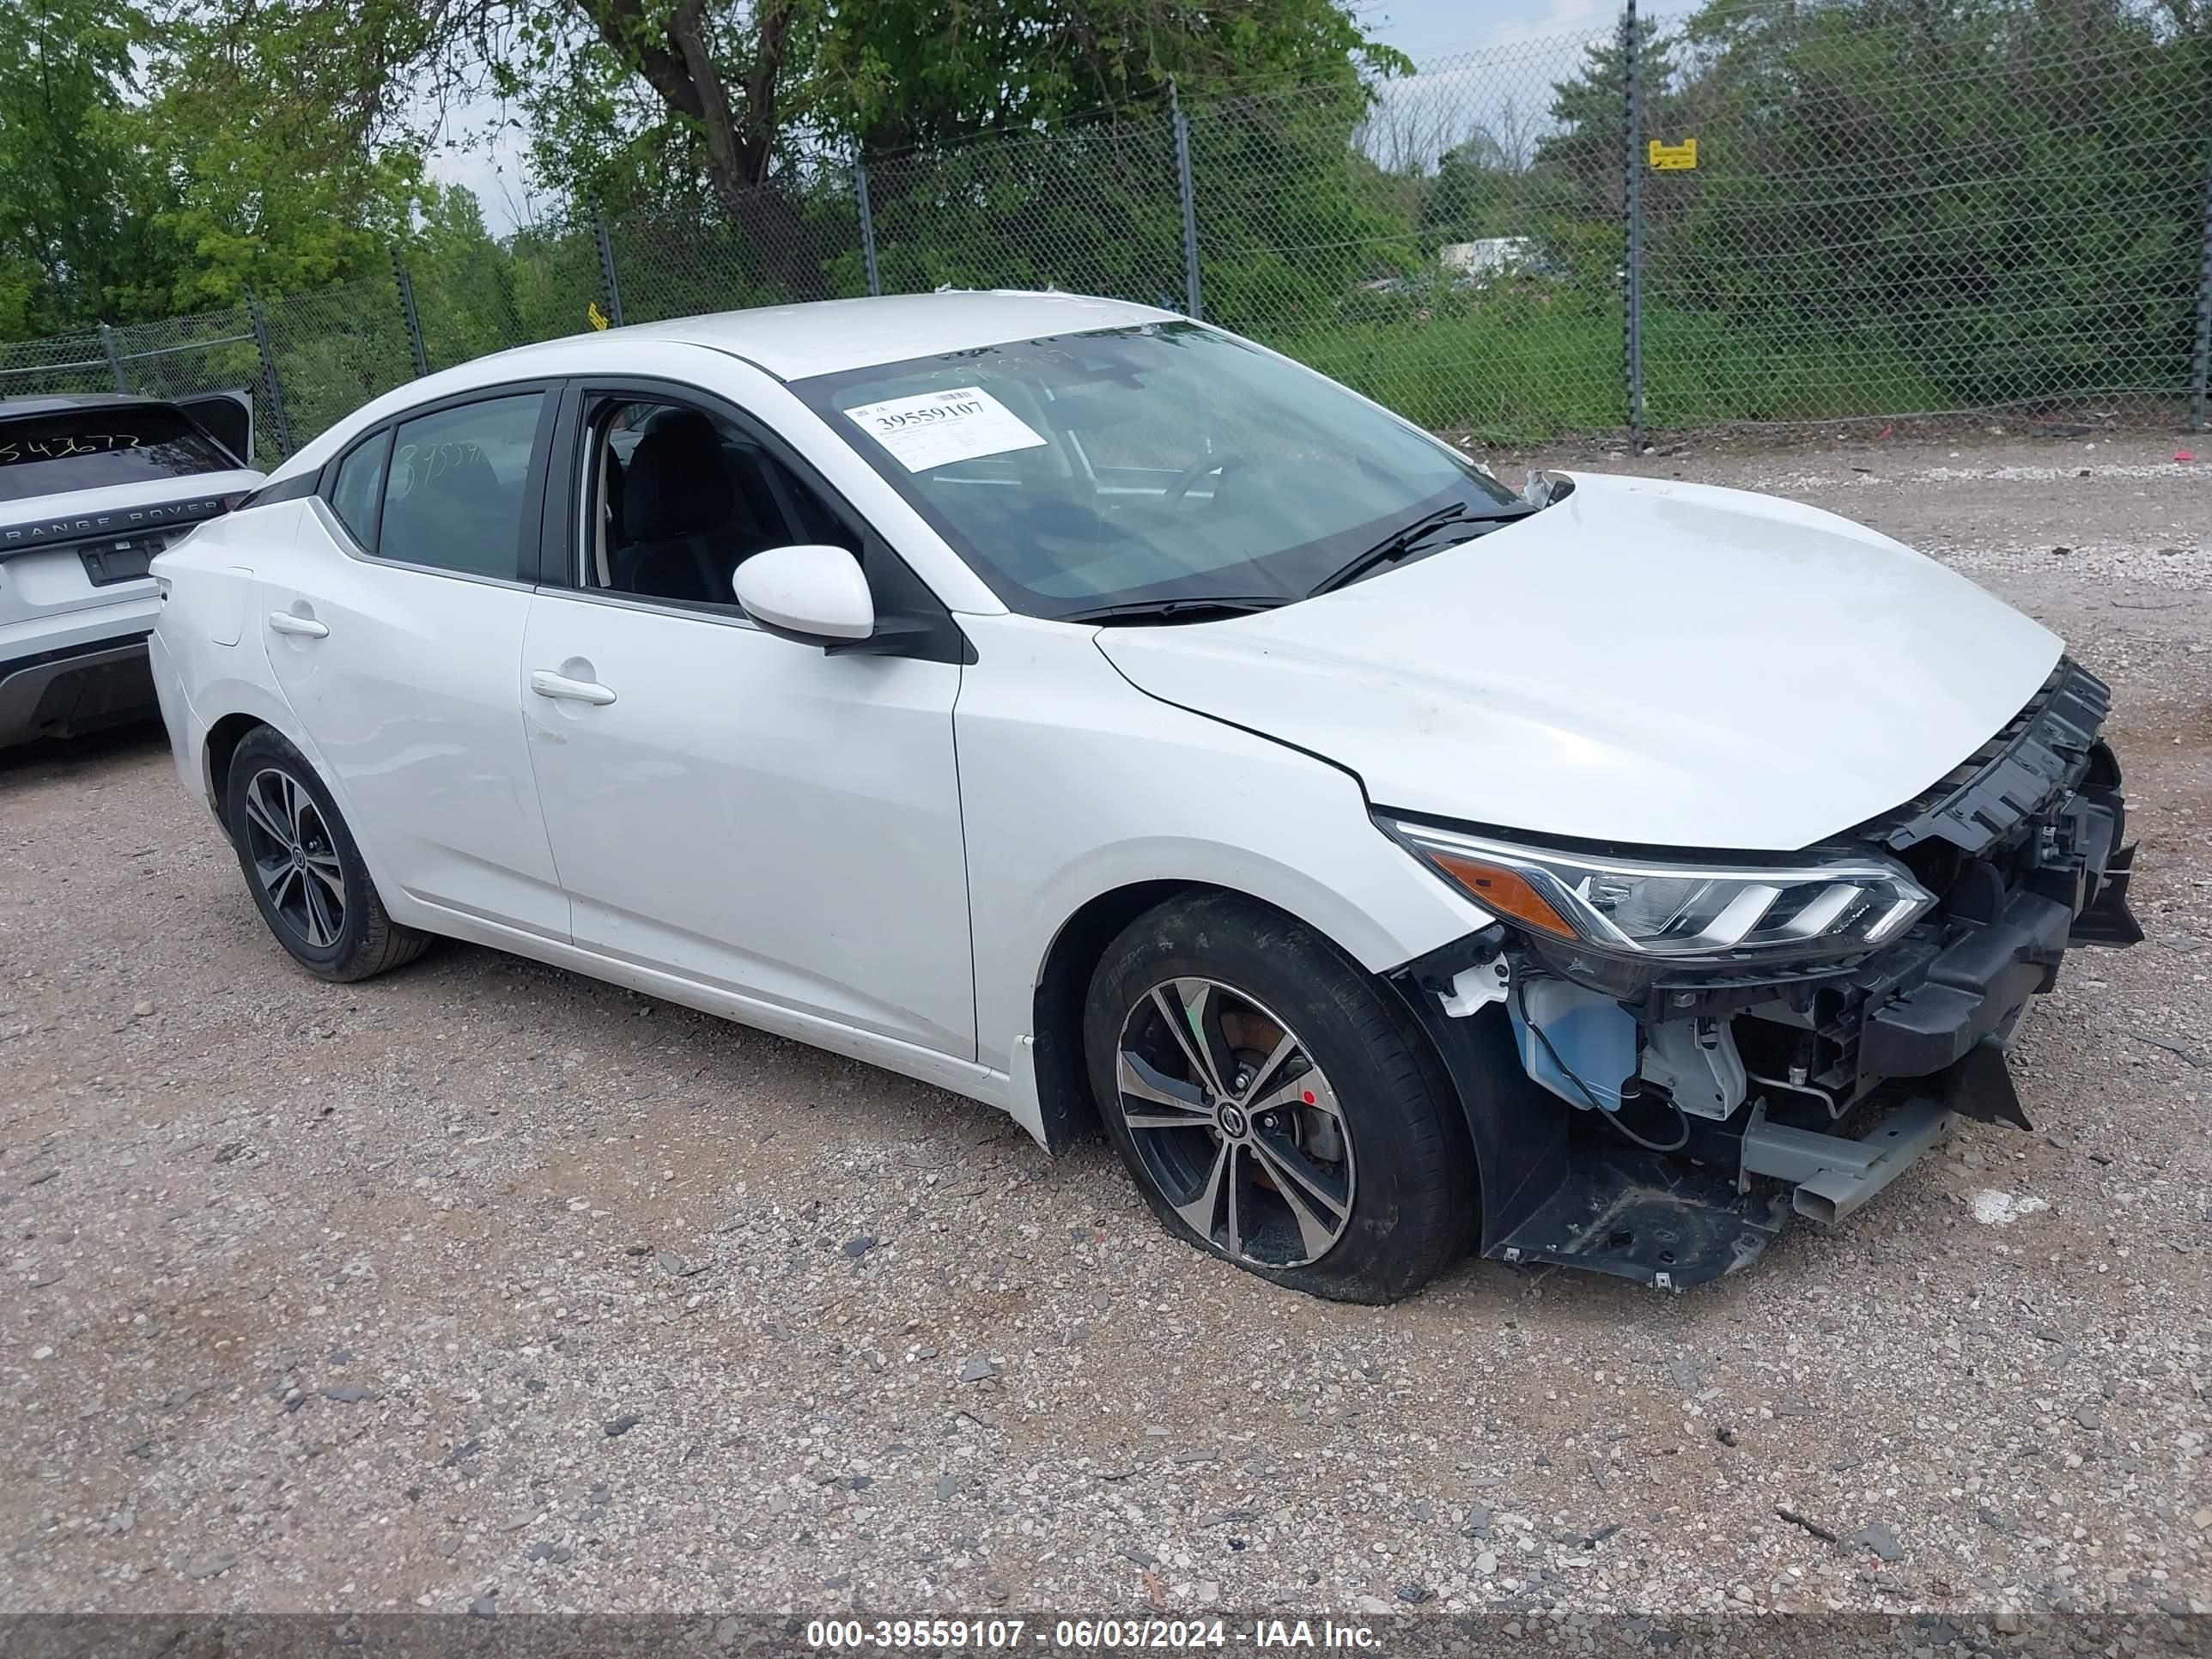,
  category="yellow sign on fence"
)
[587,301,611,331]
[1648,138,1698,170]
